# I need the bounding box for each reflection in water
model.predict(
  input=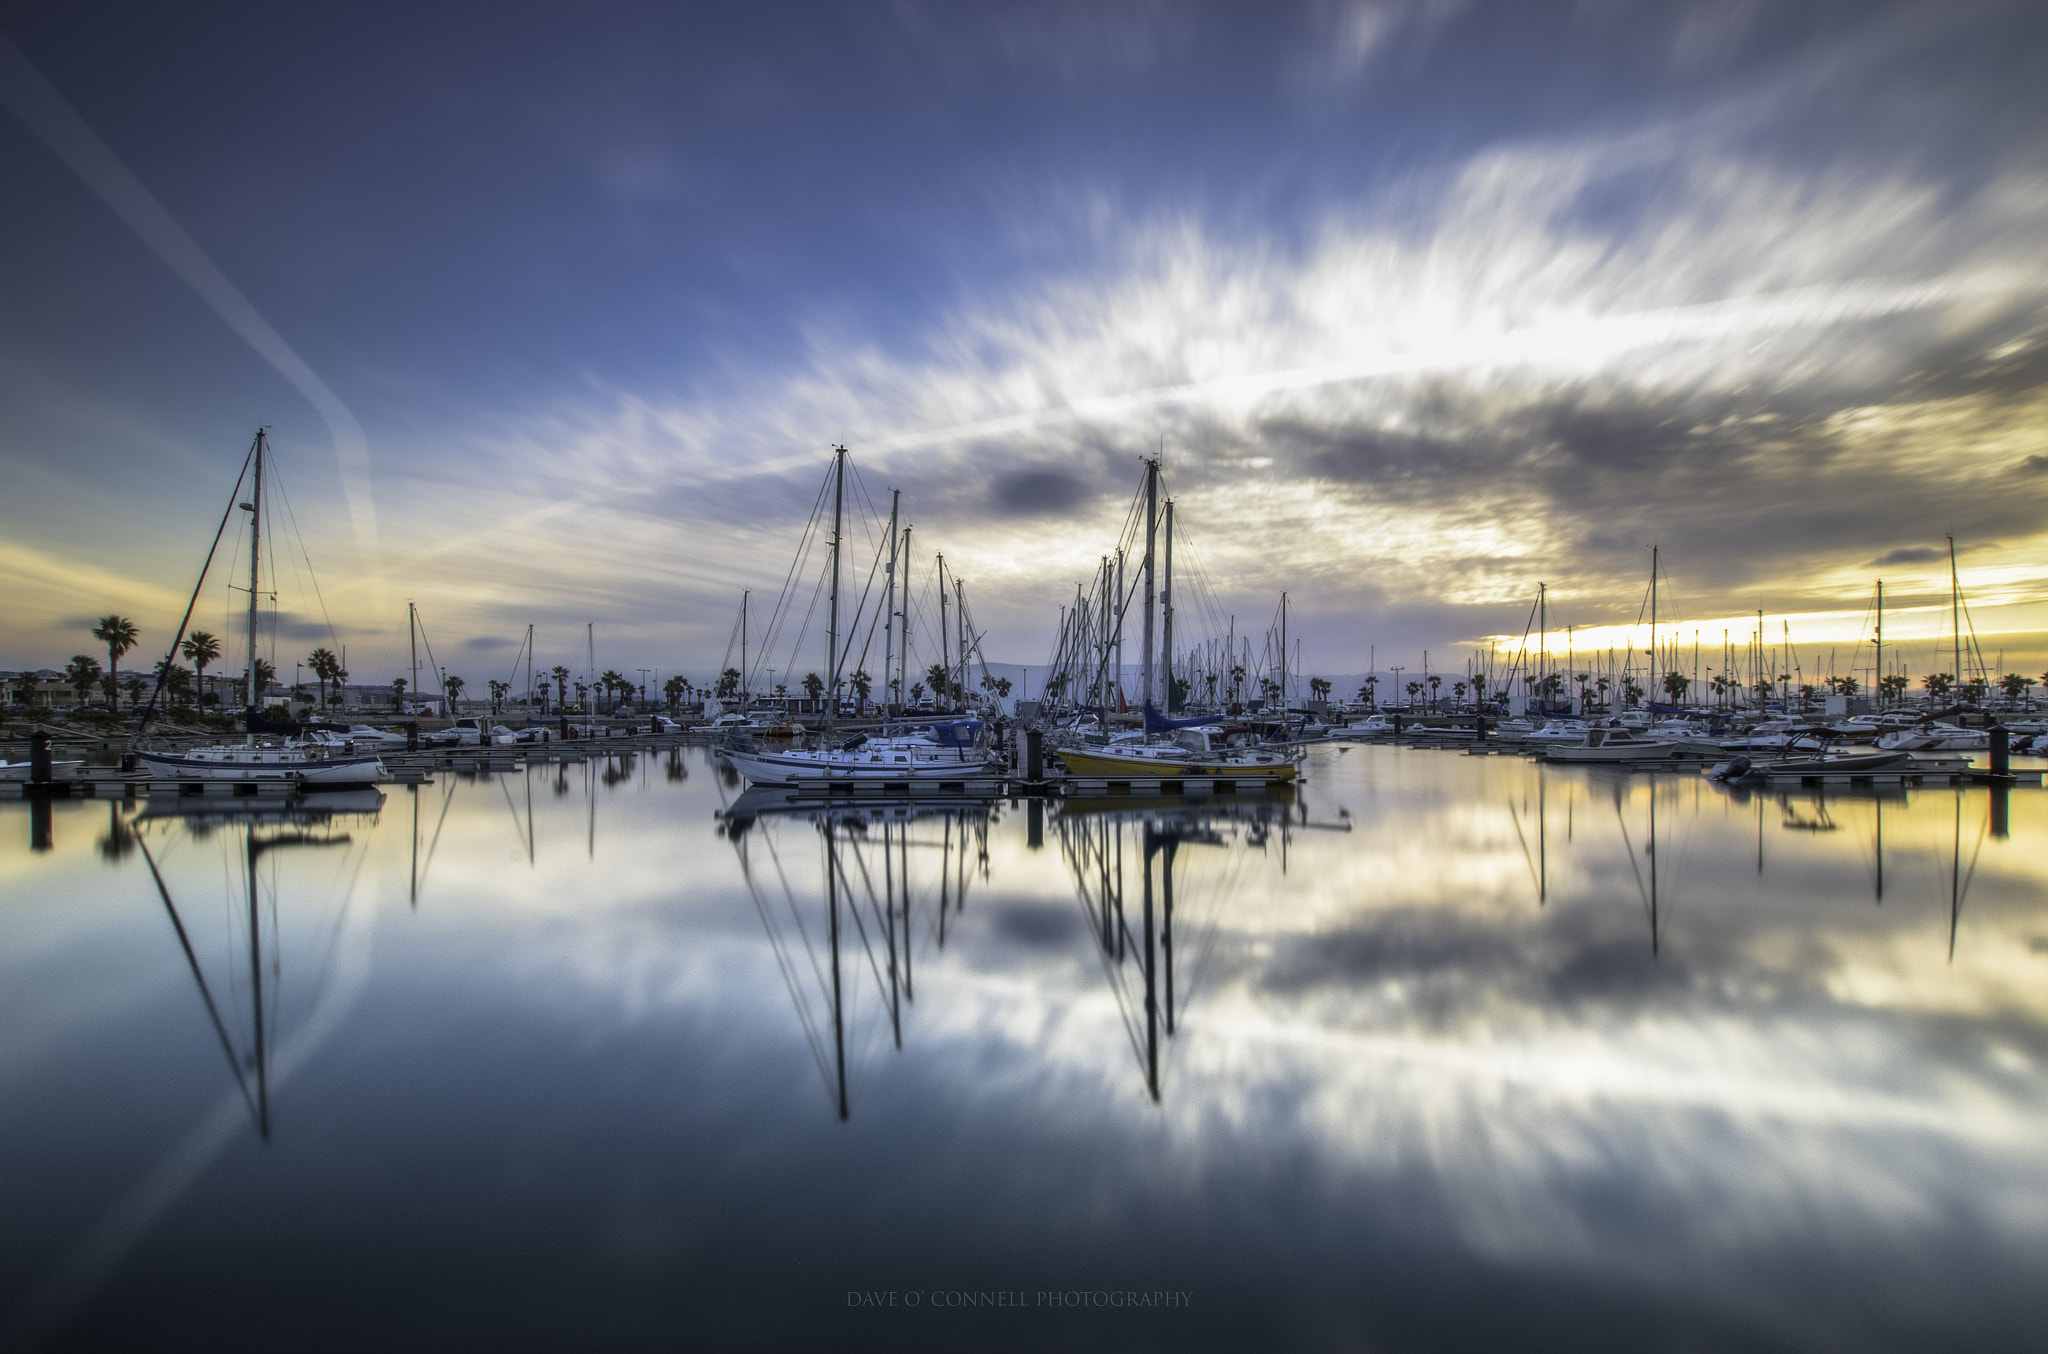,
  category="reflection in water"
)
[721,790,992,1119]
[2,746,2043,1349]
[1055,797,1311,1100]
[4,791,384,1349]
[132,792,384,1139]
